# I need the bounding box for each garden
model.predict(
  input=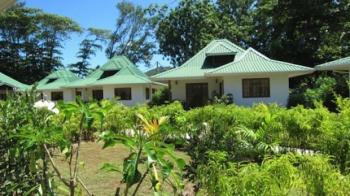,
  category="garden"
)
[1,89,350,195]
